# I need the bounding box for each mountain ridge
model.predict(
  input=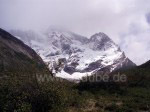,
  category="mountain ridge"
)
[9,28,136,80]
